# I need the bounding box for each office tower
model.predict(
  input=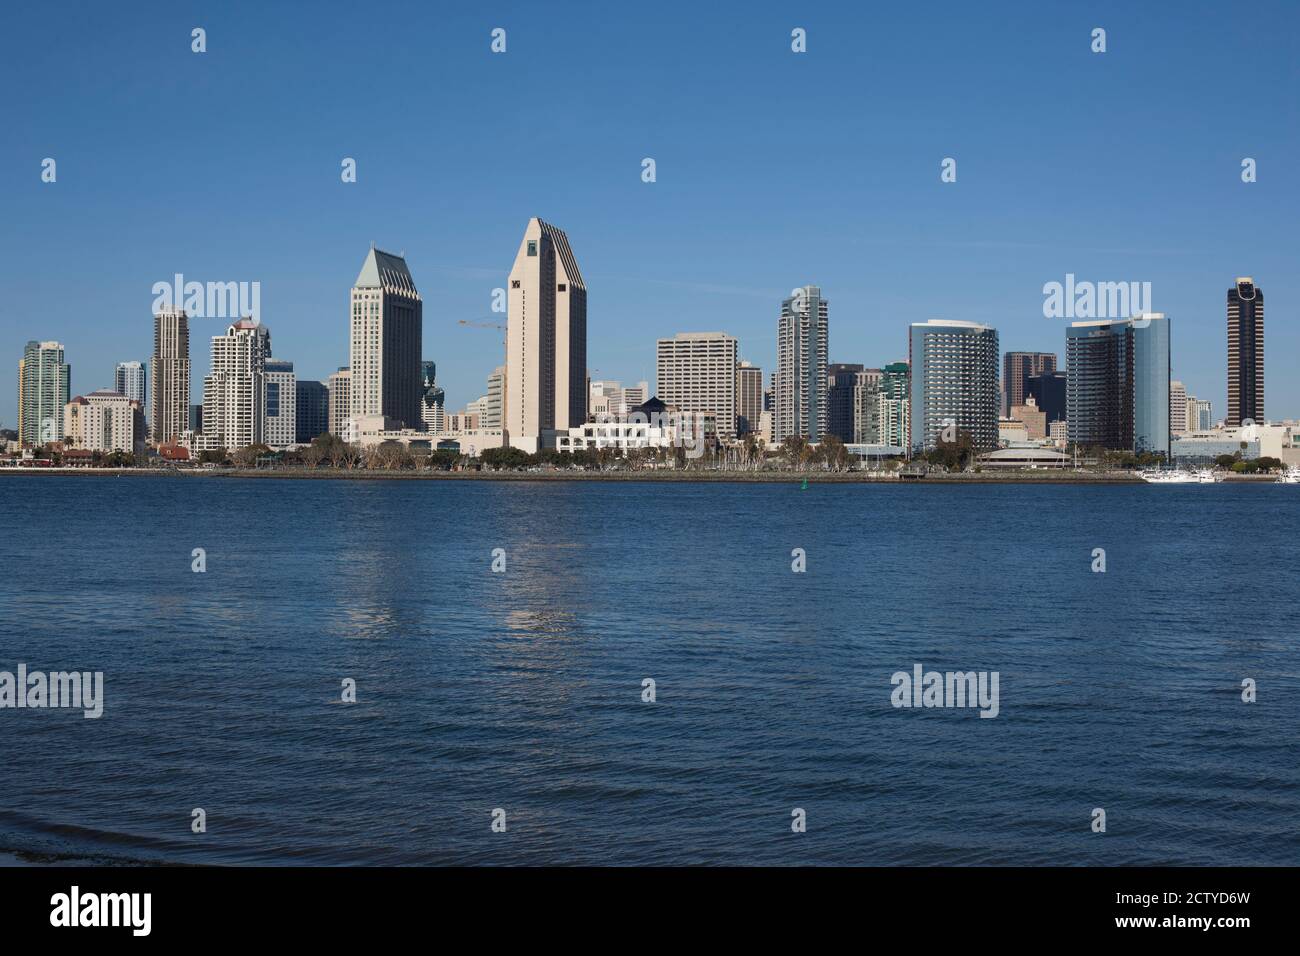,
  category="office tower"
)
[909,320,1000,452]
[150,309,190,445]
[328,367,351,436]
[1226,278,1263,427]
[63,390,145,455]
[484,365,506,430]
[18,340,71,445]
[1027,370,1067,426]
[296,381,329,444]
[505,219,587,451]
[200,319,272,450]
[1066,313,1170,457]
[114,361,147,408]
[1009,395,1048,440]
[656,332,739,439]
[189,404,203,432]
[1169,380,1188,434]
[619,381,649,416]
[774,285,829,443]
[851,368,883,443]
[1002,352,1056,417]
[350,247,423,429]
[826,363,864,443]
[876,362,910,447]
[736,362,763,436]
[264,359,297,449]
[1186,397,1212,432]
[419,362,445,433]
